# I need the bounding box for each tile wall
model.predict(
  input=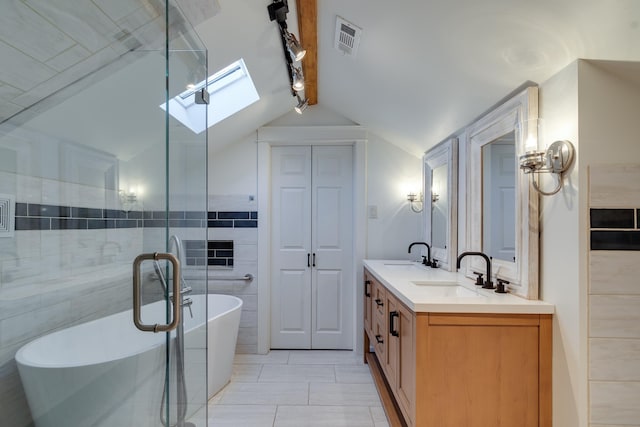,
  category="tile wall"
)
[194,195,259,354]
[0,172,259,426]
[589,164,640,426]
